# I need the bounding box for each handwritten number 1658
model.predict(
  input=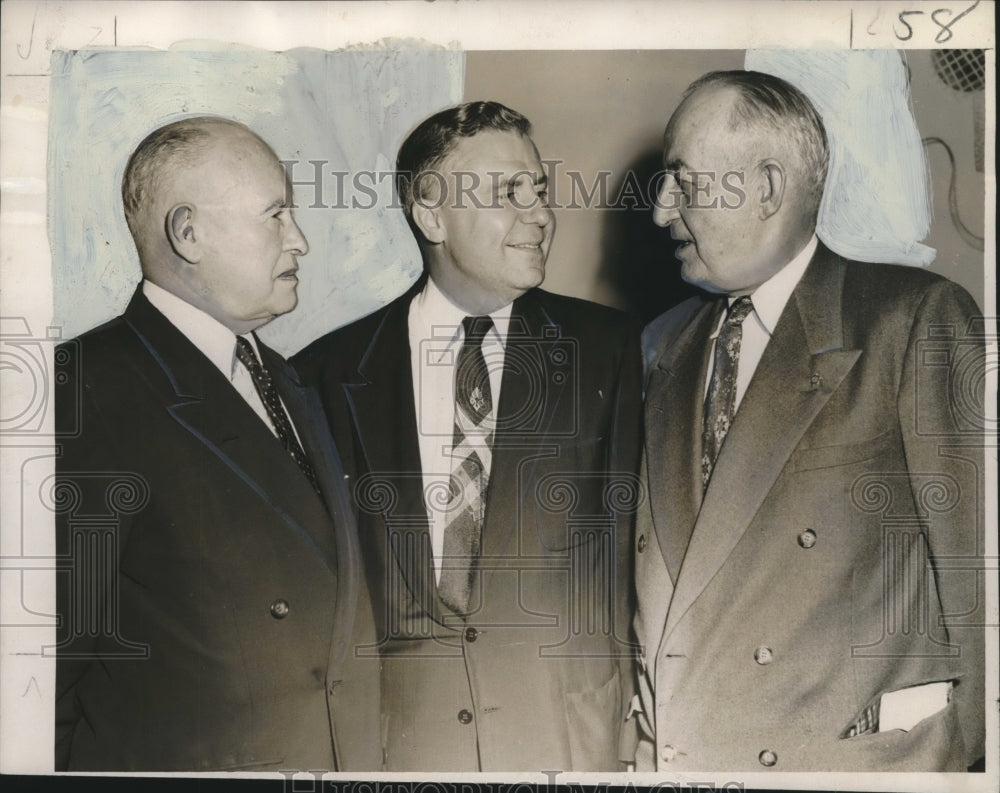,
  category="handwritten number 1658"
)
[894,1,981,43]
